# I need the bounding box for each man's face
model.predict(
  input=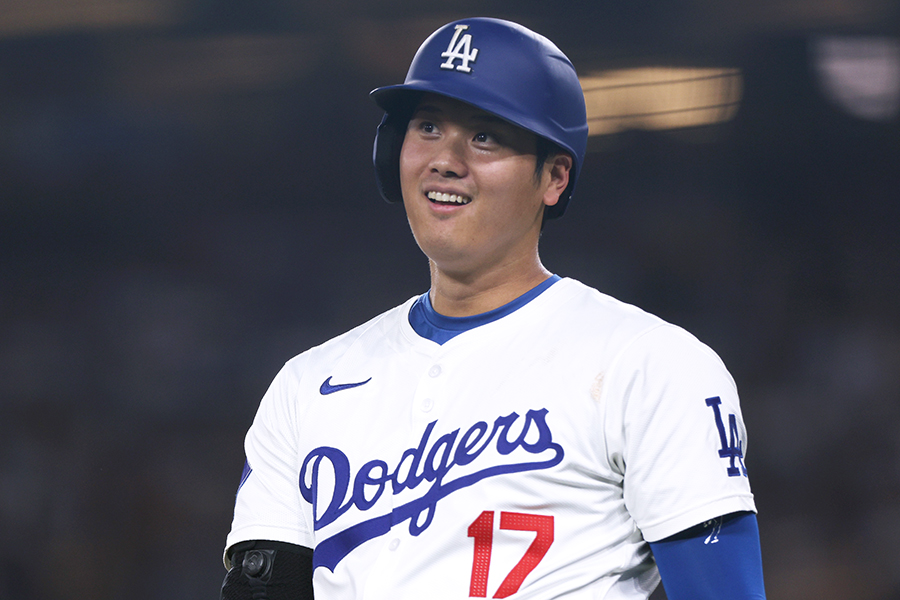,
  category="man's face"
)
[399,94,566,279]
